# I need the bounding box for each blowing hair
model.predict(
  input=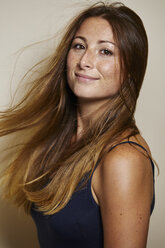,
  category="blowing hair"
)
[0,2,148,214]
